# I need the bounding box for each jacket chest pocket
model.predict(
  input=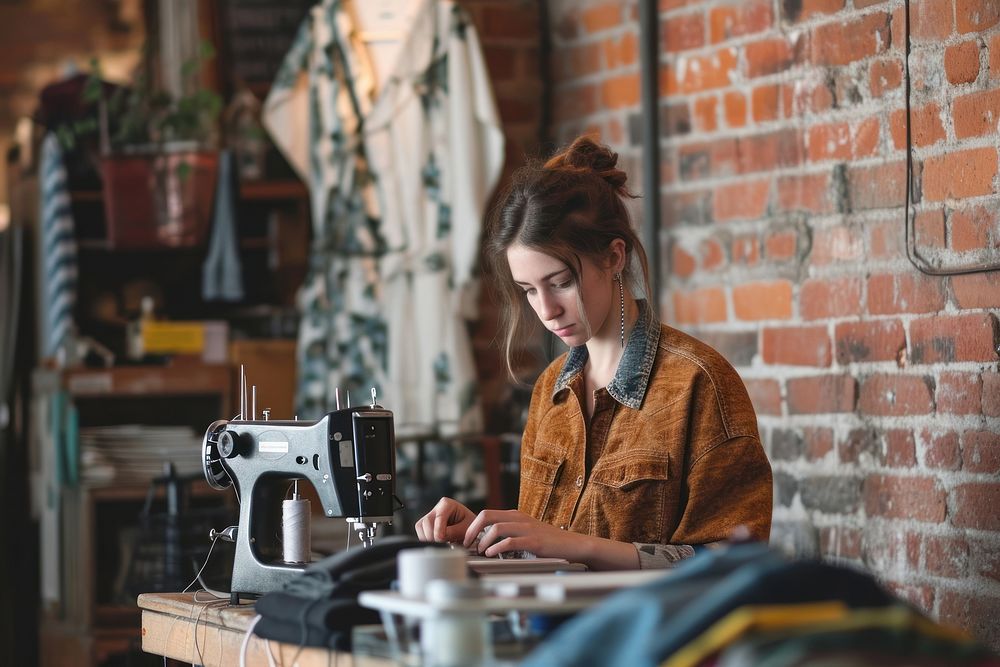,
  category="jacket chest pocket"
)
[518,454,564,522]
[587,451,673,544]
